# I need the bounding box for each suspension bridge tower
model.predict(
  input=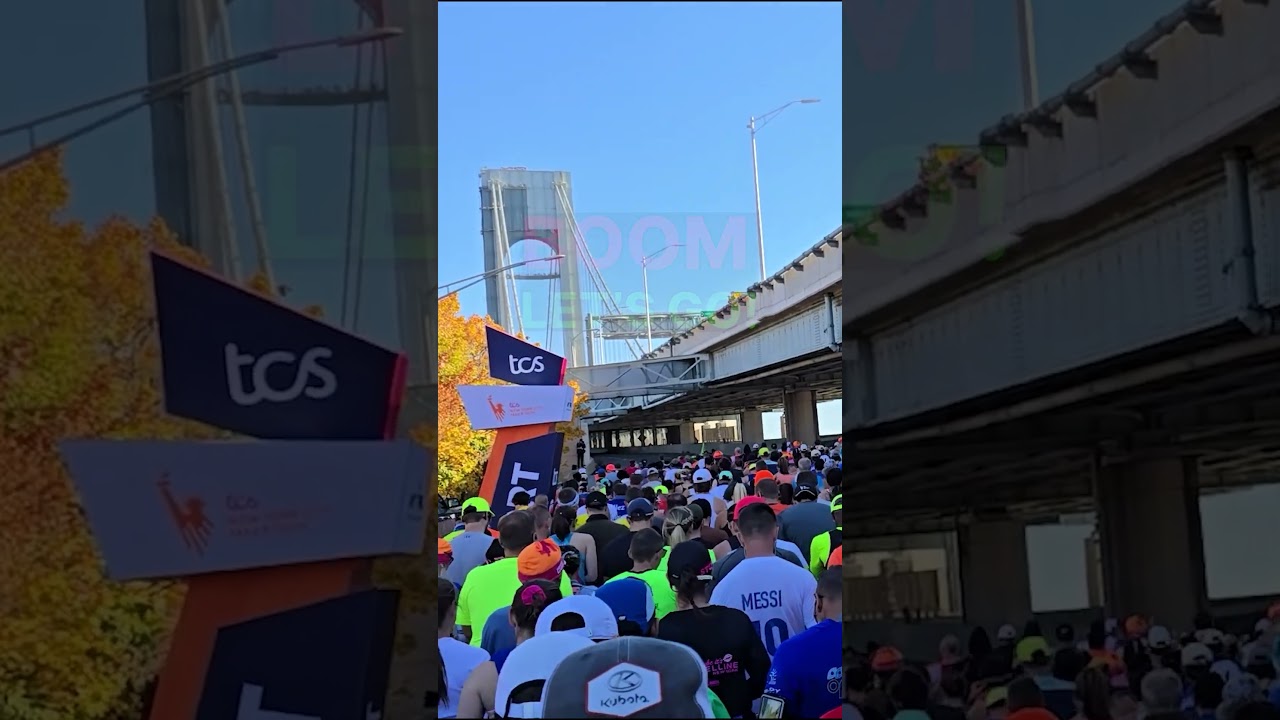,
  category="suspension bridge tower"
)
[479,168,587,366]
